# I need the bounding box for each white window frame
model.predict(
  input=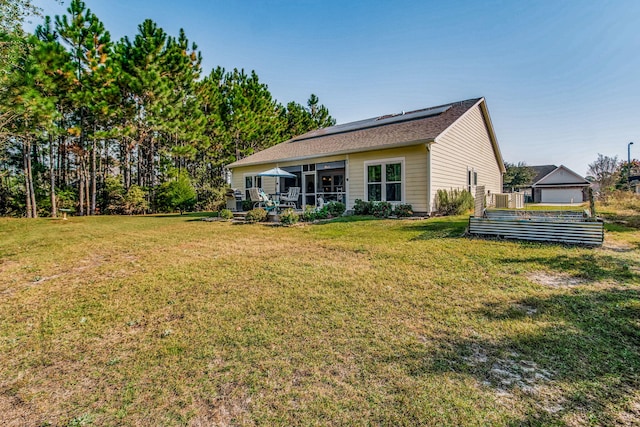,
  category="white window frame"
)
[467,167,478,192]
[243,173,262,199]
[364,157,405,203]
